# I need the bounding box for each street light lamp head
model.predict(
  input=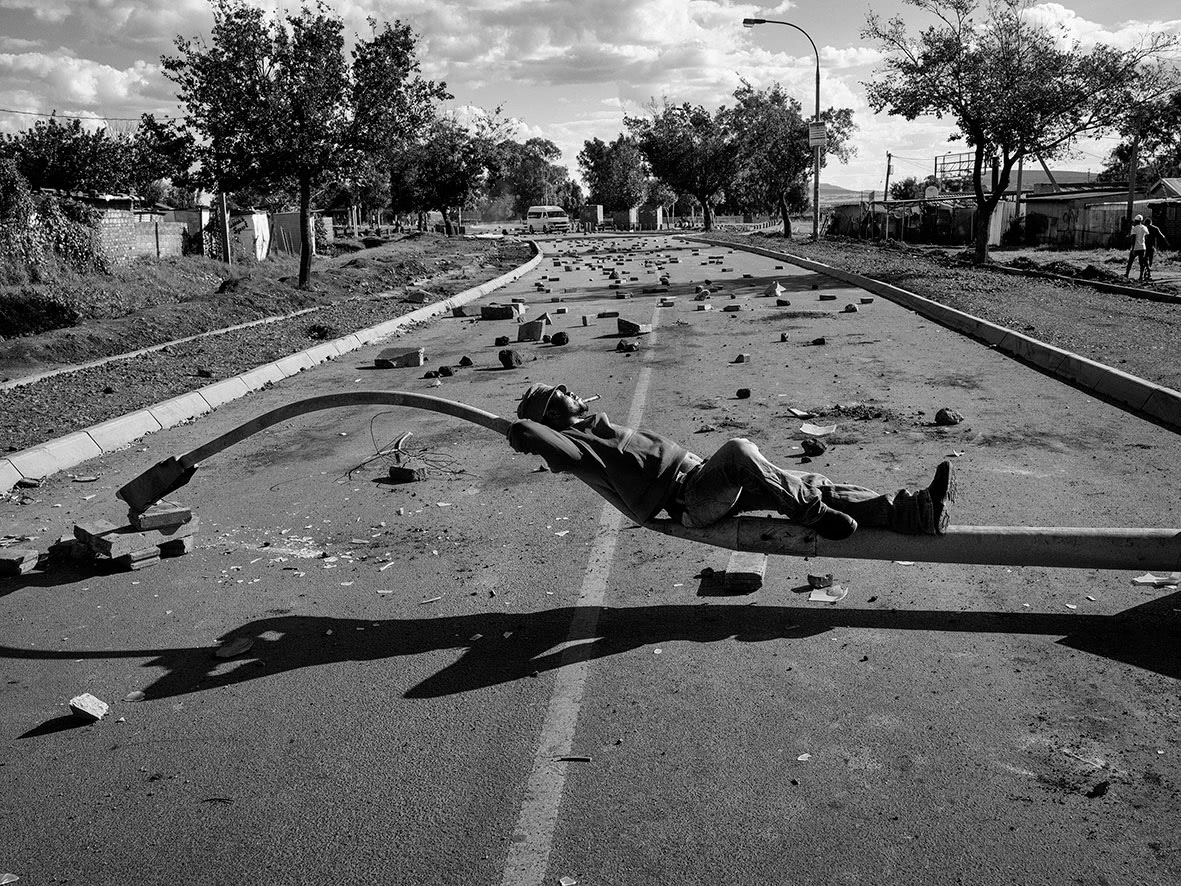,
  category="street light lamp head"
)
[742,18,765,27]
